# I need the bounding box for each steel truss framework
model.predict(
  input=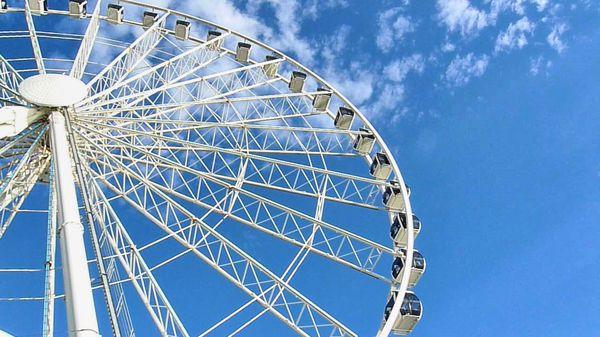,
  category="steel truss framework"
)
[0,1,420,337]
